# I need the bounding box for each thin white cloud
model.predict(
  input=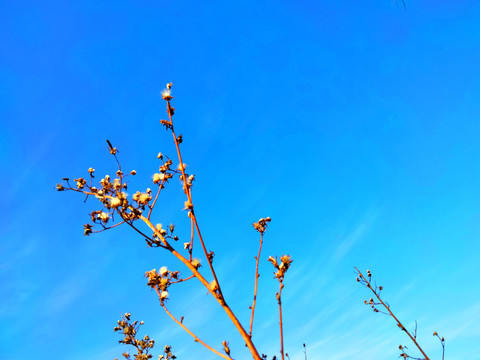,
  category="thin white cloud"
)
[329,210,378,265]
